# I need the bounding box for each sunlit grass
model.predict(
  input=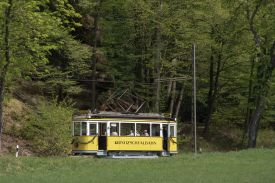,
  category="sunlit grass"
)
[0,149,275,183]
